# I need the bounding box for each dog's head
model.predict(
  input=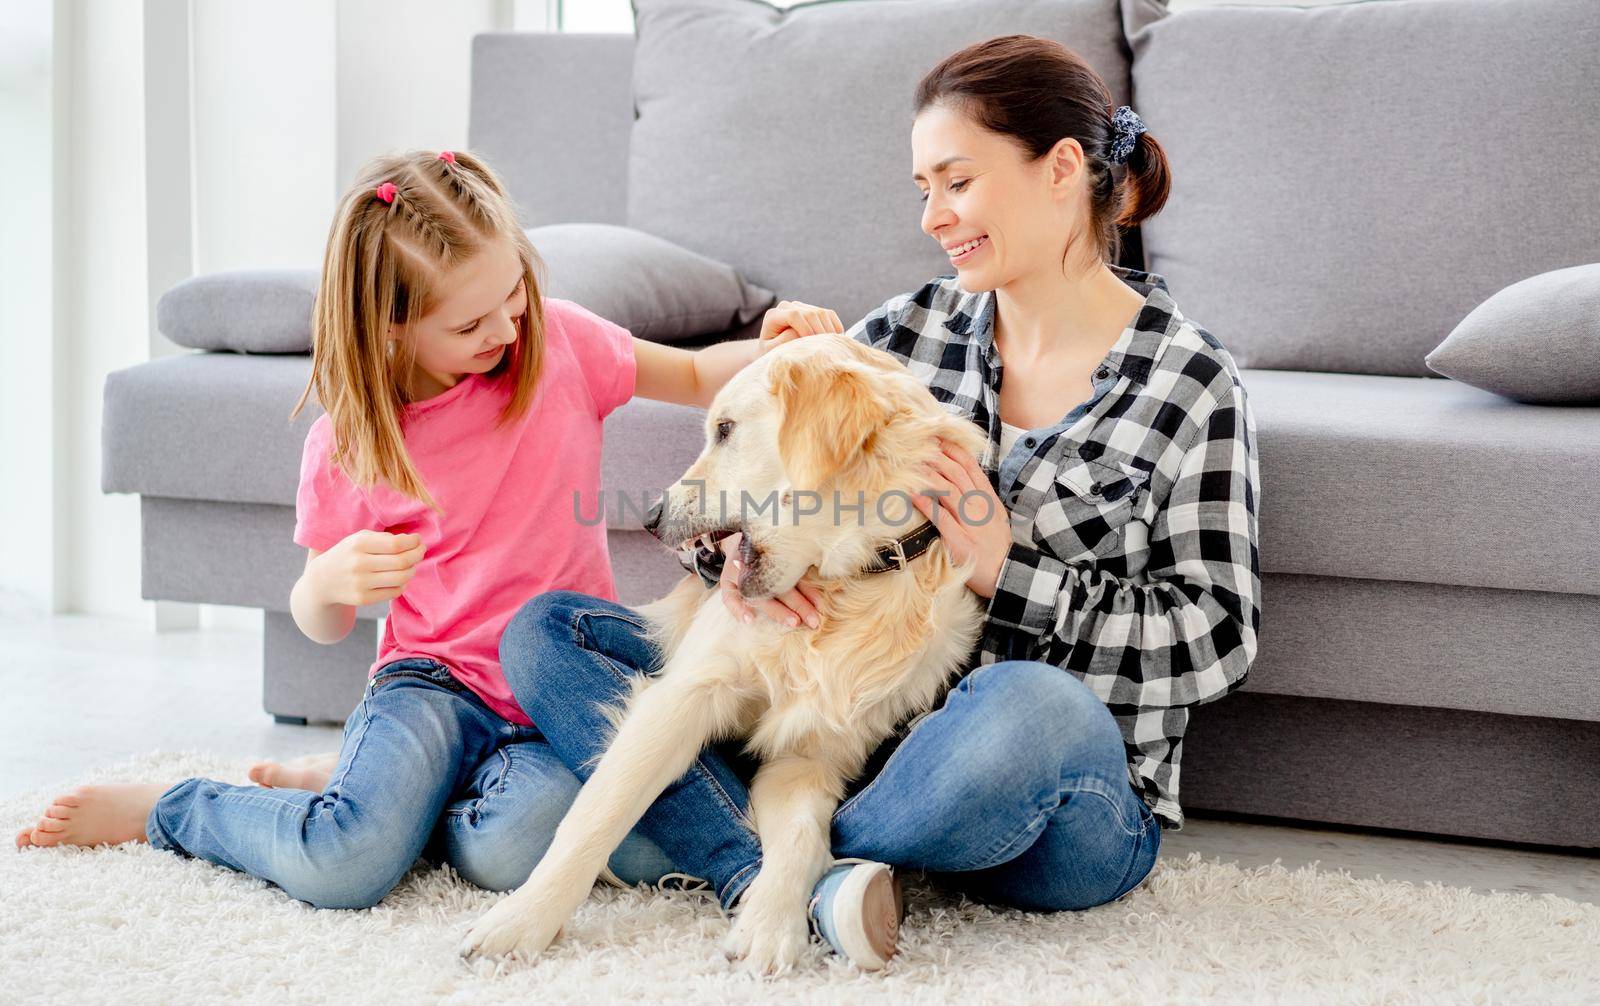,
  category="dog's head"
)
[645,333,988,600]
